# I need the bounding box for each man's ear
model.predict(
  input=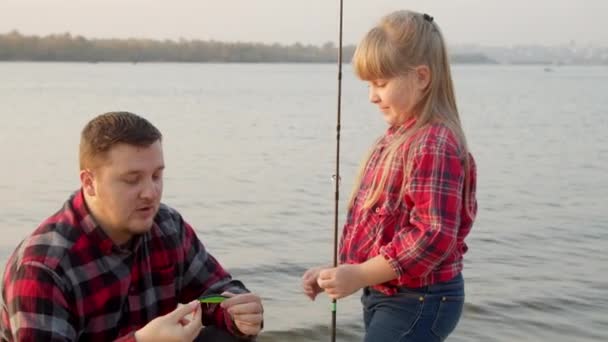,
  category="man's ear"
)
[80,169,96,196]
[414,65,431,91]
